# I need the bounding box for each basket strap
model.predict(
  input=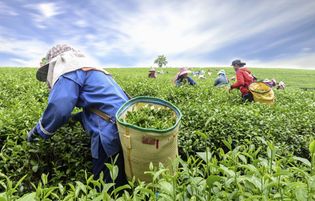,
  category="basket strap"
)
[123,90,132,99]
[89,108,115,124]
[124,127,134,177]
